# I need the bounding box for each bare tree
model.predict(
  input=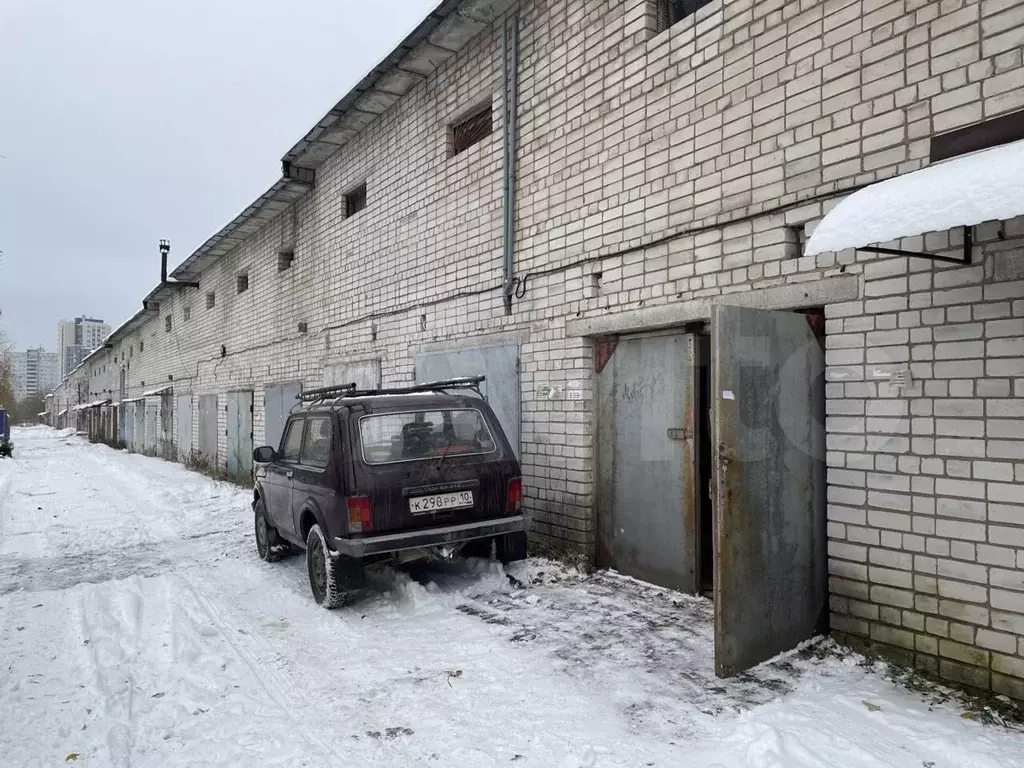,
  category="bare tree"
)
[0,326,16,410]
